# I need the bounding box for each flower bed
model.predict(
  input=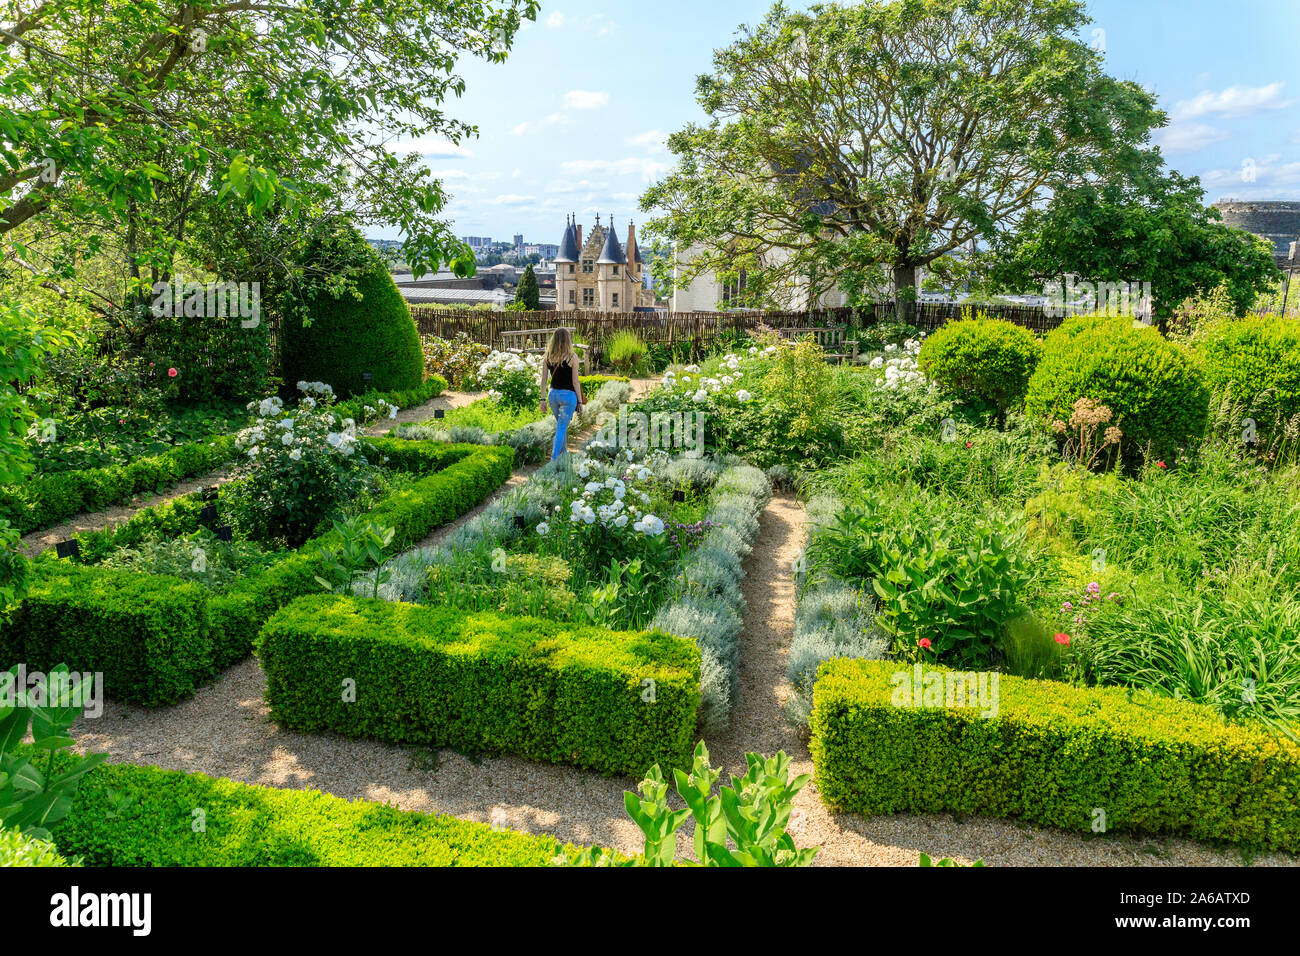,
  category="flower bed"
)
[810,658,1300,852]
[0,439,513,705]
[258,596,700,776]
